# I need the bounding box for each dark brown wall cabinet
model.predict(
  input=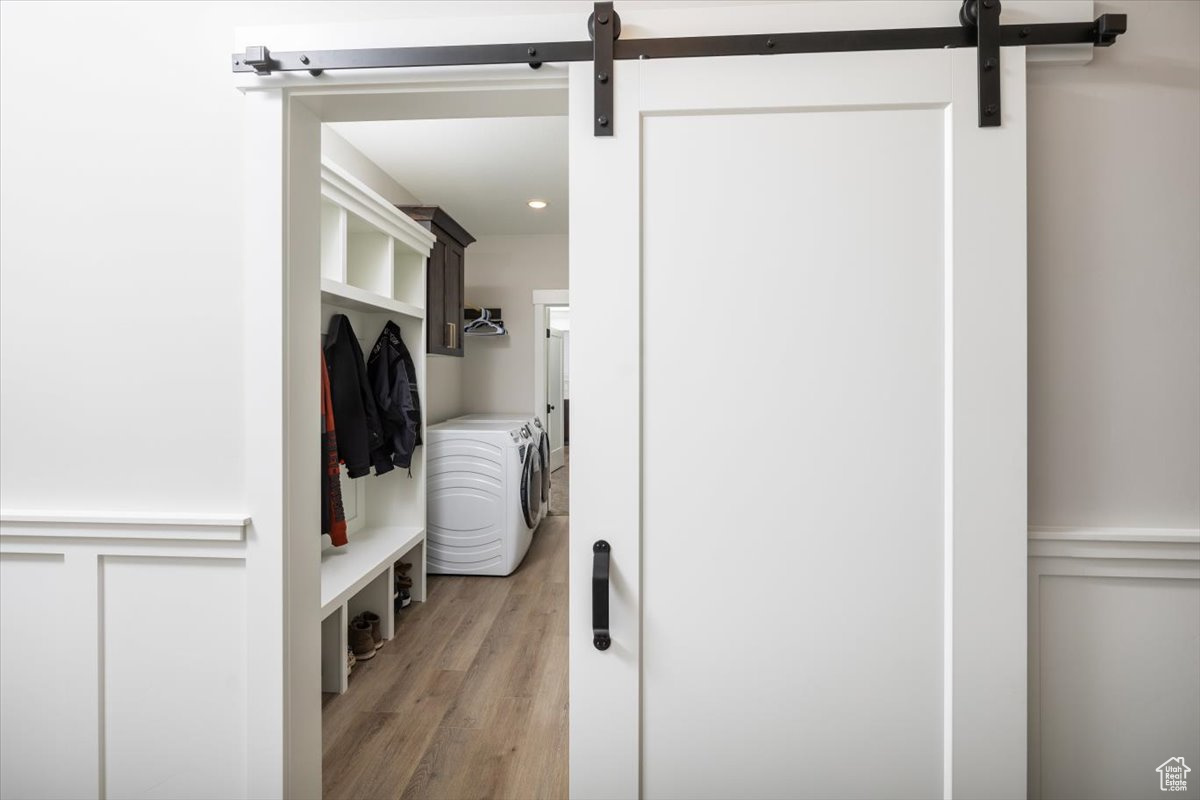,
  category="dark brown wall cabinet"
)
[396,206,475,358]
